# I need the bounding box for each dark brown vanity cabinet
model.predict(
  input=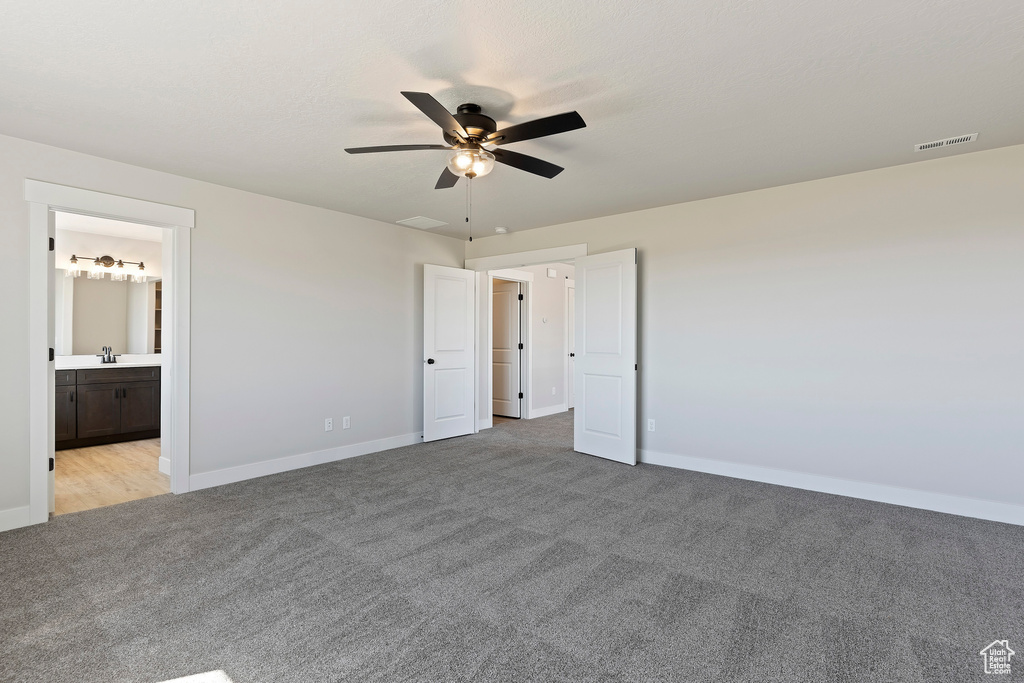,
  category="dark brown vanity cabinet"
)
[55,366,160,448]
[54,370,76,442]
[119,381,160,433]
[76,383,123,438]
